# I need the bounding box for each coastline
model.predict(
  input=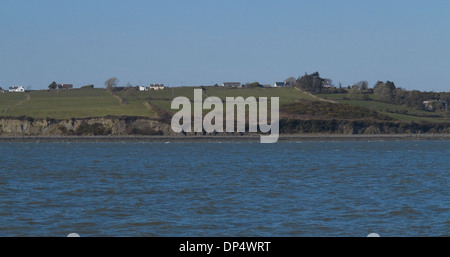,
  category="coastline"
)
[1,133,450,142]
